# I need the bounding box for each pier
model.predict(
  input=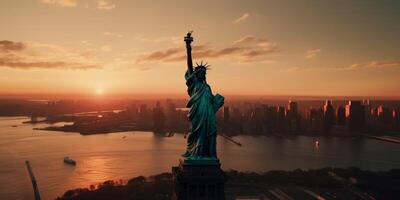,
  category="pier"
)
[220,134,242,146]
[364,135,400,144]
[25,160,41,200]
